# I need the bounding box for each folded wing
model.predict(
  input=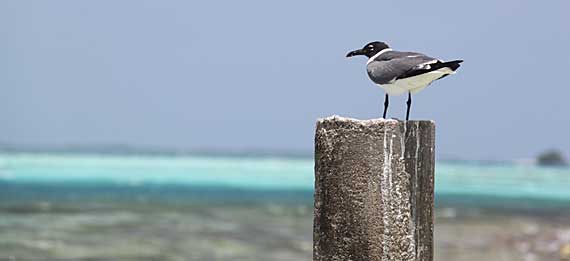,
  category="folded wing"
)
[367,51,439,85]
